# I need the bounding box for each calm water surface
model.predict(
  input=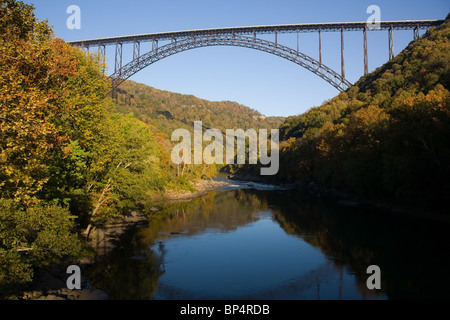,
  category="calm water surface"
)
[87,180,450,300]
